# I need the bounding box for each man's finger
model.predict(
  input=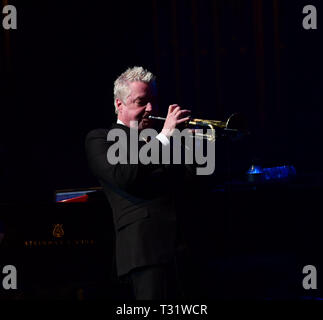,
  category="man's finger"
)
[168,104,179,113]
[177,117,191,124]
[172,106,181,115]
[177,109,191,115]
